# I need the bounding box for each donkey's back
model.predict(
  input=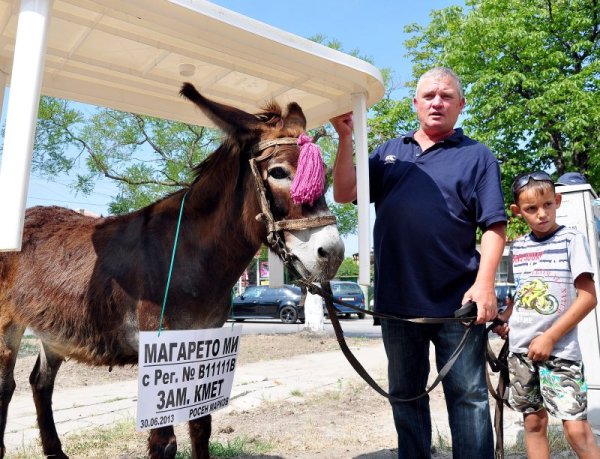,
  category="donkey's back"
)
[0,206,141,367]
